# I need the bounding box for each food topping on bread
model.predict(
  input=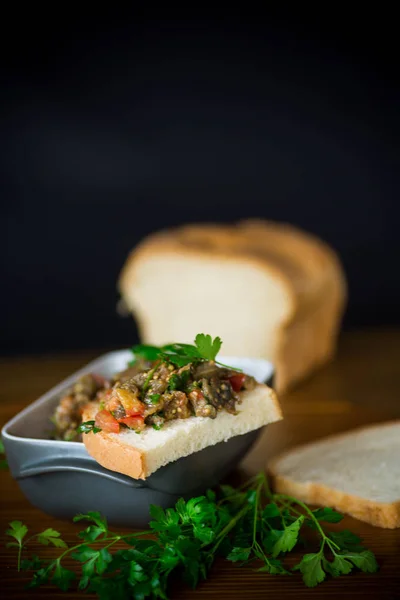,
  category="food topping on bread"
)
[78,335,257,435]
[52,334,258,441]
[51,373,110,441]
